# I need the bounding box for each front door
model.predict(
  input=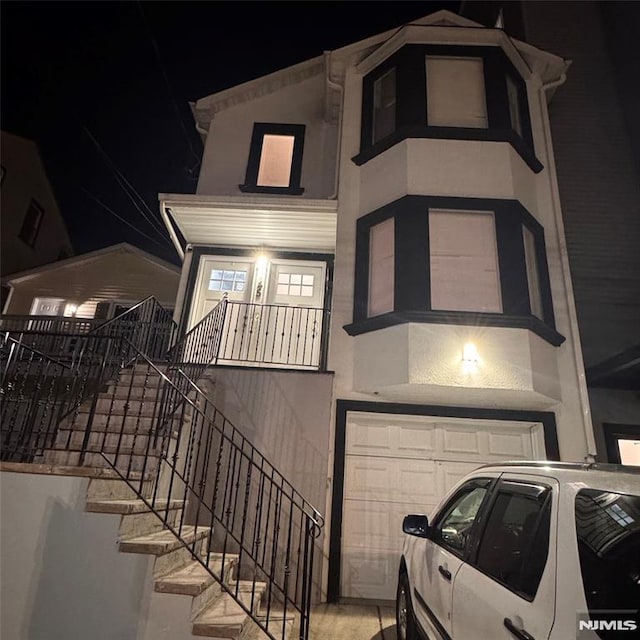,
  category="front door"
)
[191,255,326,368]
